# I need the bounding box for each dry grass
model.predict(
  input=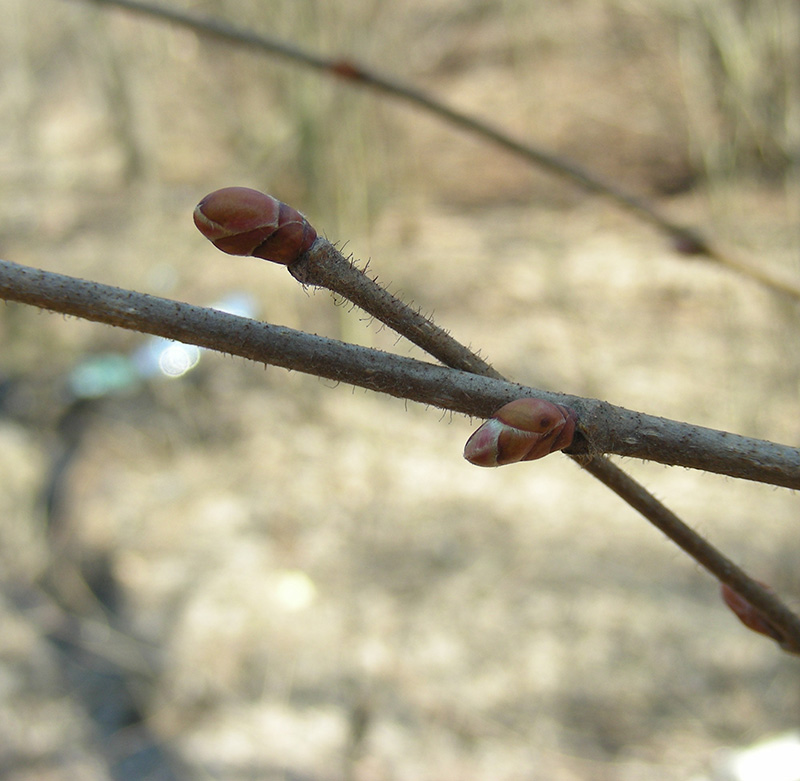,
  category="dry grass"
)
[1,1,799,780]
